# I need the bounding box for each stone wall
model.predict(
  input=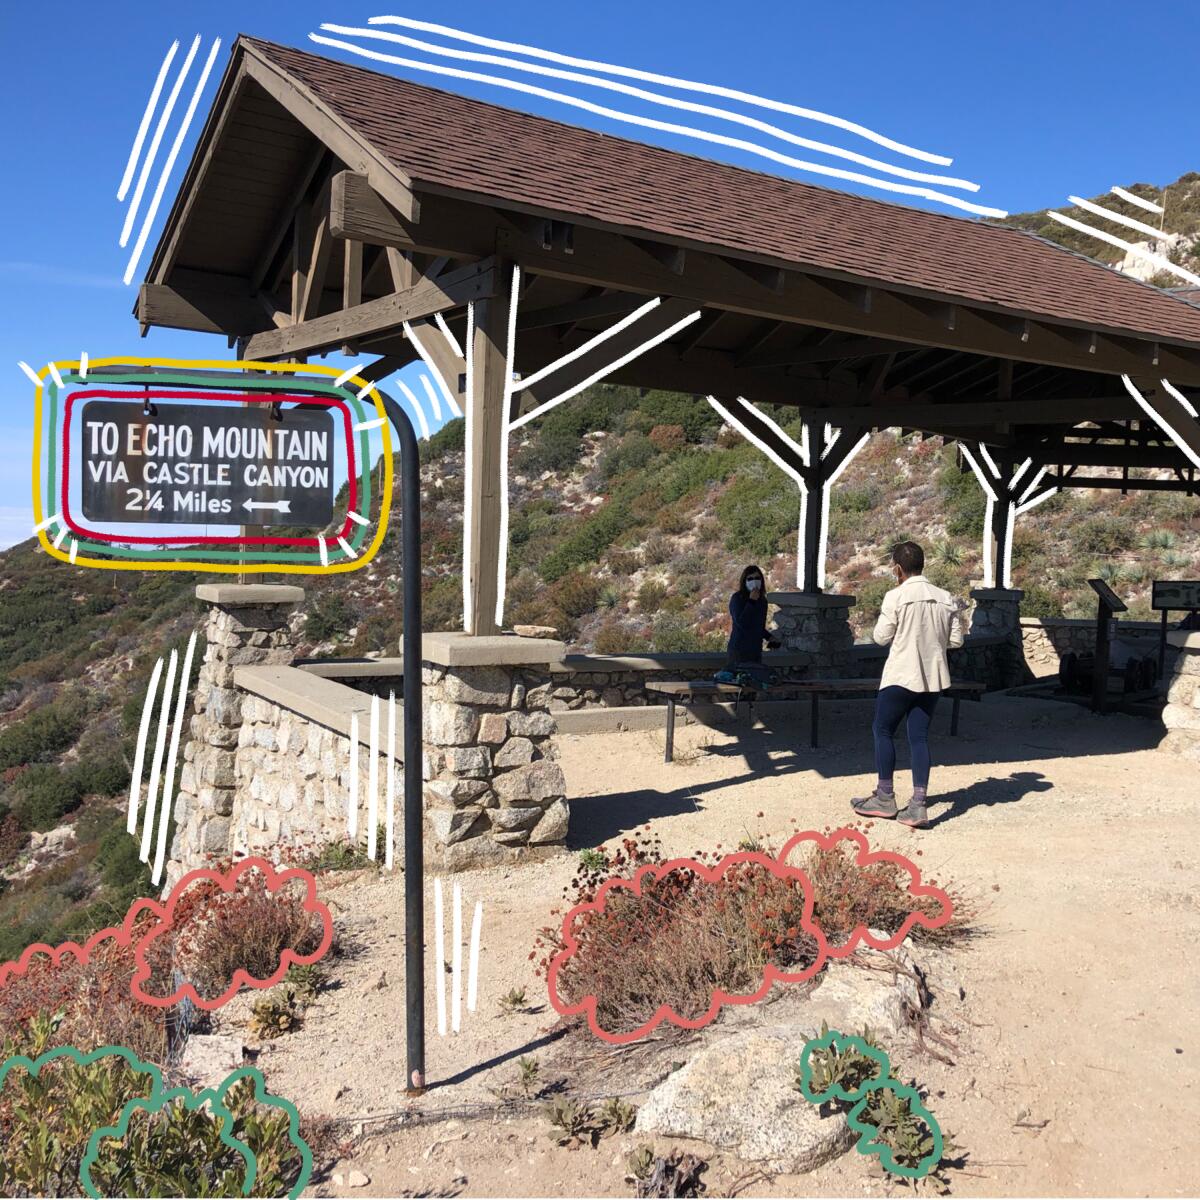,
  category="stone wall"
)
[170,587,304,888]
[422,662,567,869]
[1020,617,1171,678]
[1161,631,1200,760]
